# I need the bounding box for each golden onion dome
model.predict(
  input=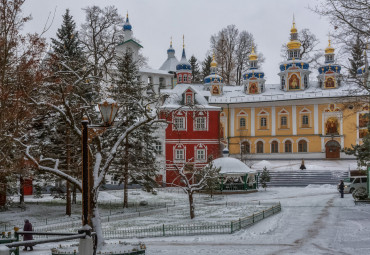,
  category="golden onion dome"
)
[249,46,258,61]
[211,53,217,68]
[287,40,301,50]
[325,39,335,54]
[291,21,297,34]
